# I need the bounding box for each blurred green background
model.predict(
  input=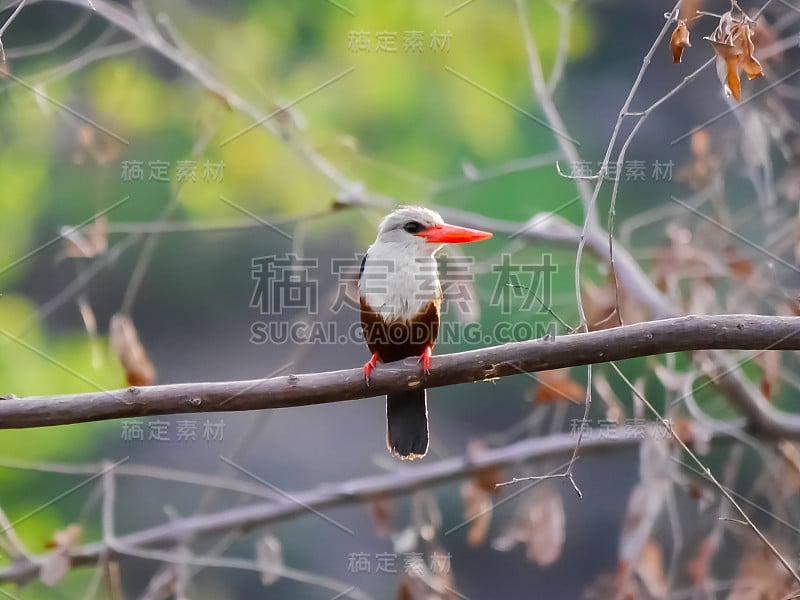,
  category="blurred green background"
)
[1,0,790,598]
